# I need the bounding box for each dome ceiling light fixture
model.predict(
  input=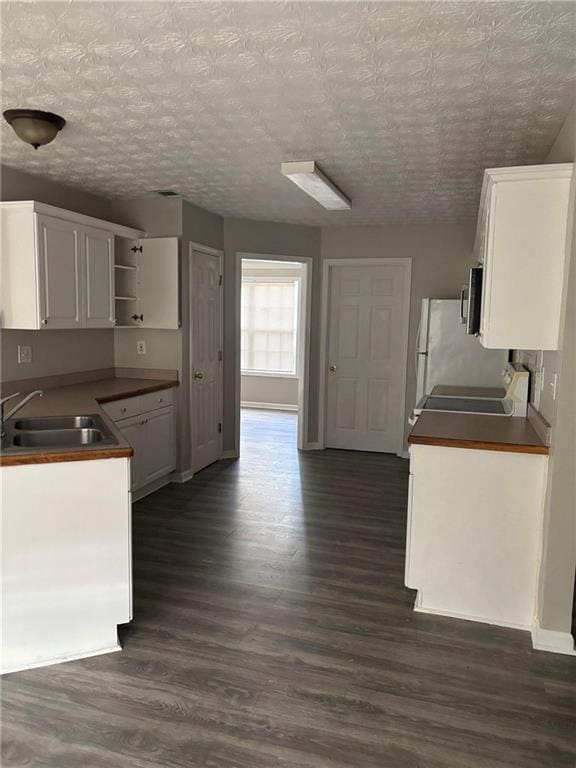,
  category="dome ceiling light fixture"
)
[3,109,66,149]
